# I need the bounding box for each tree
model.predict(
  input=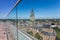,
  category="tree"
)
[27,31,33,36]
[34,33,41,40]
